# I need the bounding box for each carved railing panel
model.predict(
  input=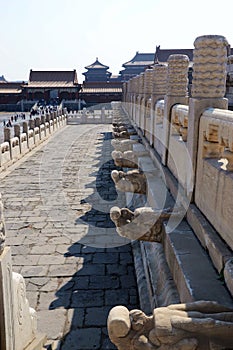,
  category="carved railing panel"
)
[152,99,166,158]
[167,104,192,194]
[196,107,233,250]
